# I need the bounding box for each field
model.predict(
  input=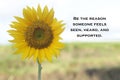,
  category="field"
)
[0,42,120,80]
